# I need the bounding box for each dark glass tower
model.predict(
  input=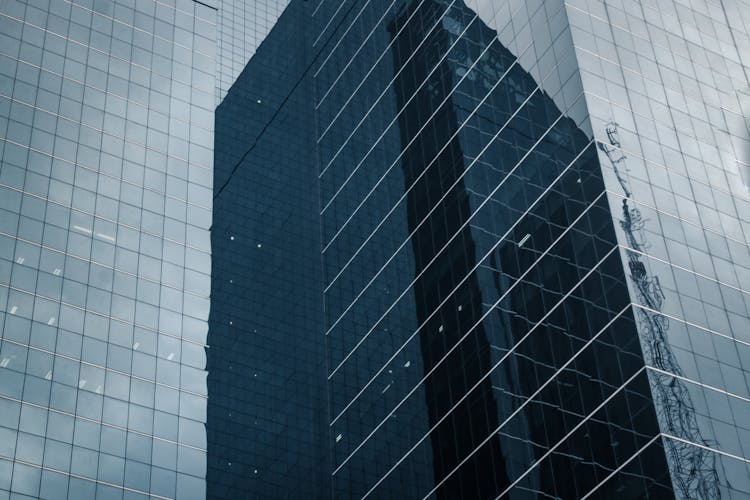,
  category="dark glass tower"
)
[212,0,750,498]
[319,1,670,497]
[208,2,329,498]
